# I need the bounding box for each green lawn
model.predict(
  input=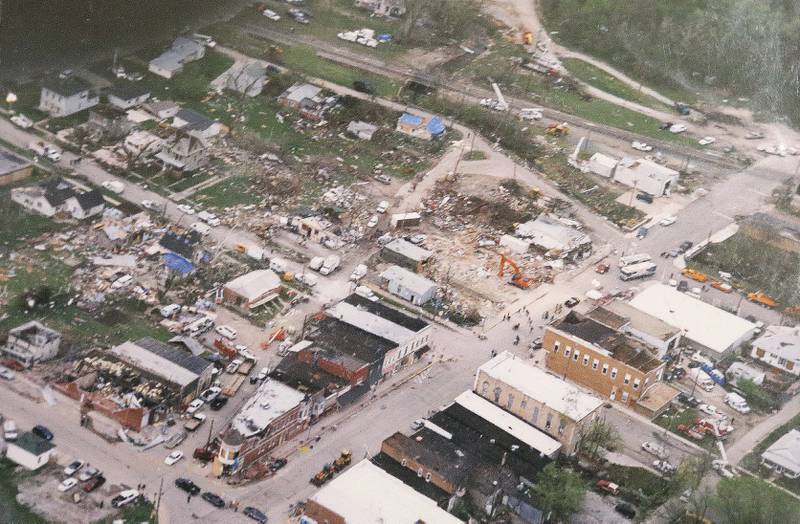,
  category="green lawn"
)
[0,460,48,524]
[741,413,800,494]
[562,58,670,111]
[193,175,264,209]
